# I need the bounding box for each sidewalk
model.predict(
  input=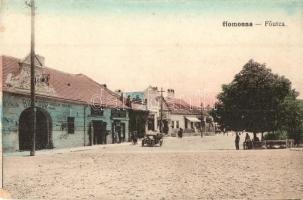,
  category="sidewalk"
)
[3,142,132,157]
